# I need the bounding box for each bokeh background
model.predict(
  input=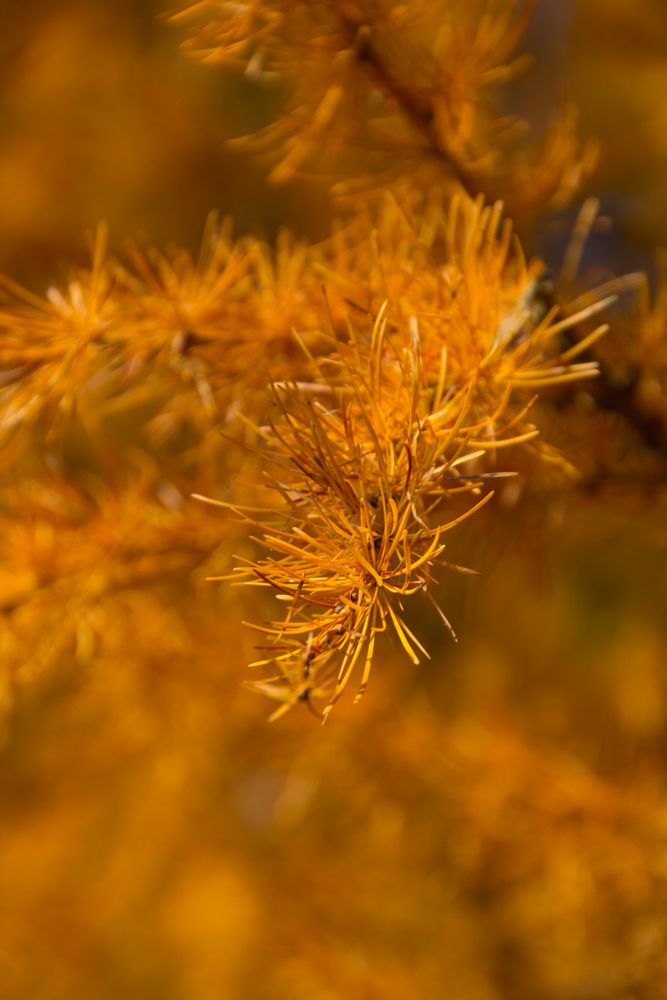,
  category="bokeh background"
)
[1,2,667,998]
